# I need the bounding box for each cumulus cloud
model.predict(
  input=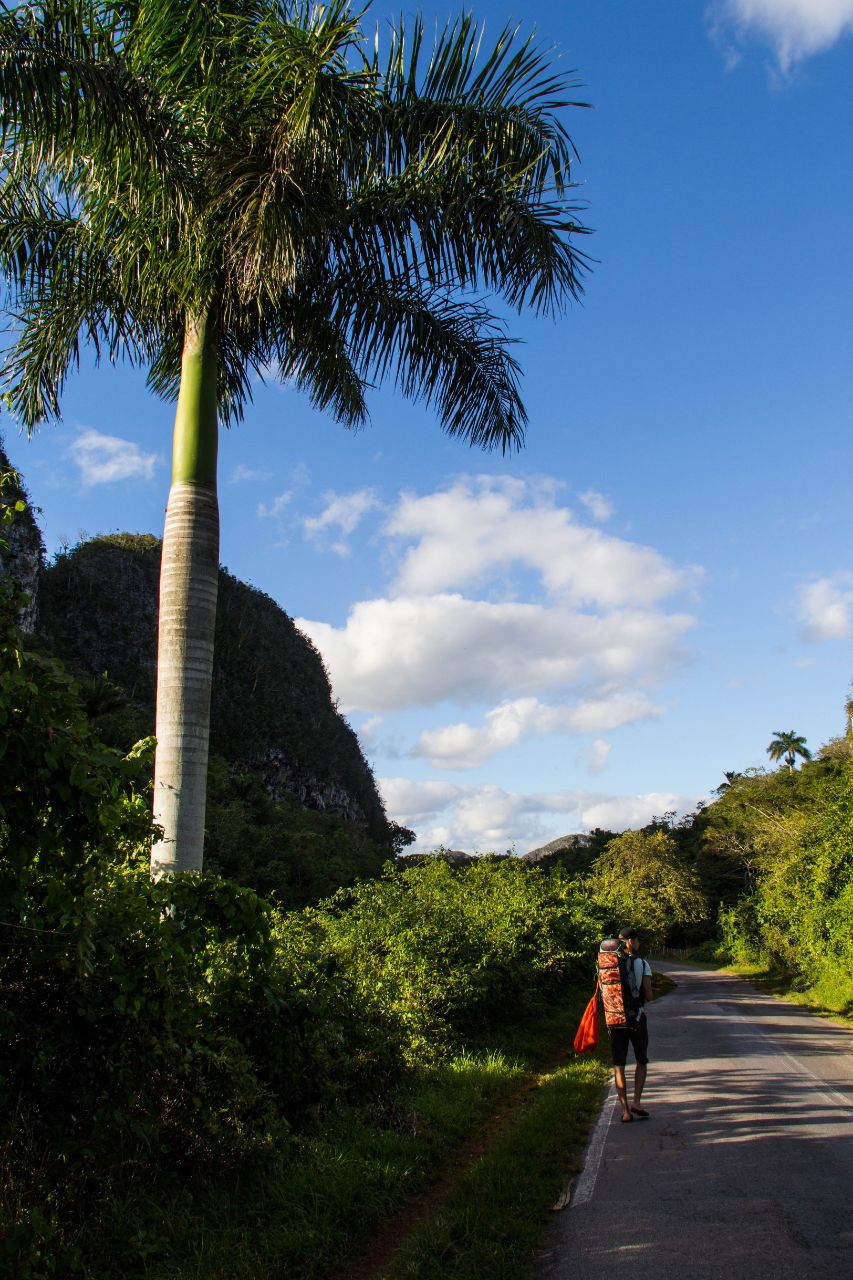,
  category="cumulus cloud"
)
[304,488,380,557]
[69,429,160,486]
[386,476,696,608]
[578,489,614,522]
[797,573,853,640]
[298,594,694,713]
[379,777,696,853]
[413,692,660,769]
[711,0,853,69]
[296,475,698,782]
